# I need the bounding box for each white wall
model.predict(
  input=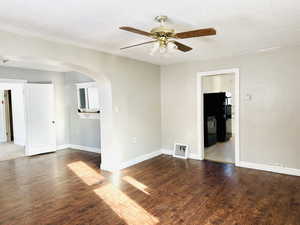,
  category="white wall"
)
[11,87,26,145]
[0,30,160,171]
[64,72,101,149]
[161,46,300,170]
